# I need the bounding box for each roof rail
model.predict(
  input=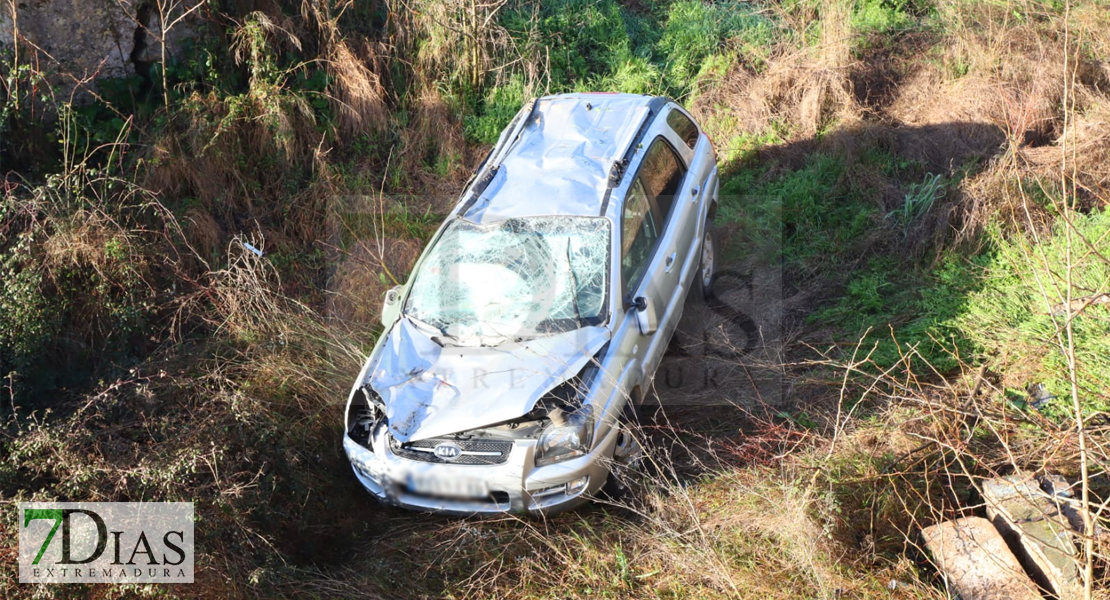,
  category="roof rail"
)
[599,96,670,215]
